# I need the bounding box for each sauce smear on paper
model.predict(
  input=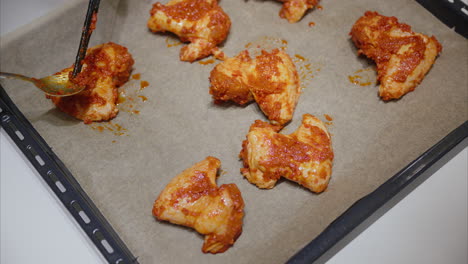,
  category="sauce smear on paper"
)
[348,68,375,86]
[198,59,215,65]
